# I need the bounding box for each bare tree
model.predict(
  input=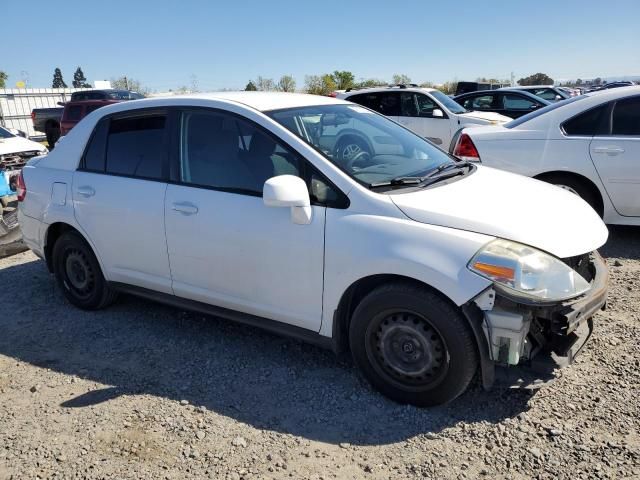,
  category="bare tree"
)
[392,74,411,85]
[277,75,296,92]
[255,76,276,91]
